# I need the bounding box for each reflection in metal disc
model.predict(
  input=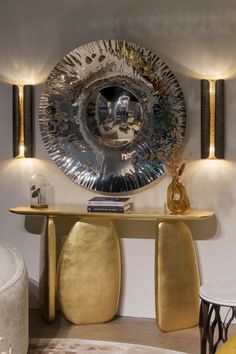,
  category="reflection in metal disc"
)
[39,40,186,193]
[88,86,143,148]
